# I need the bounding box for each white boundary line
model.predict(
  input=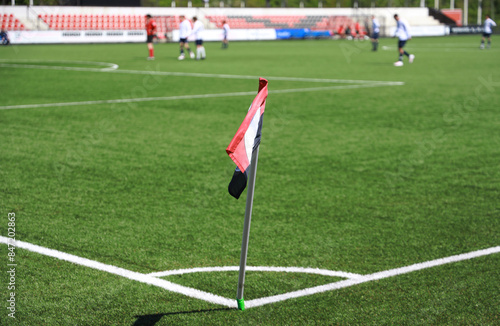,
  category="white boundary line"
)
[0,60,404,111]
[0,59,398,85]
[381,45,491,52]
[0,90,256,110]
[0,236,498,309]
[0,236,236,308]
[109,69,397,85]
[0,83,402,111]
[245,246,500,308]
